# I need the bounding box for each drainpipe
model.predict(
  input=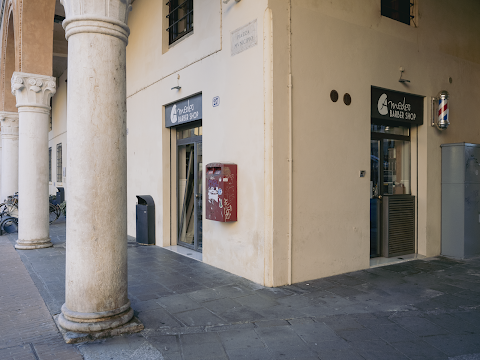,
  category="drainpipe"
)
[287,0,293,286]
